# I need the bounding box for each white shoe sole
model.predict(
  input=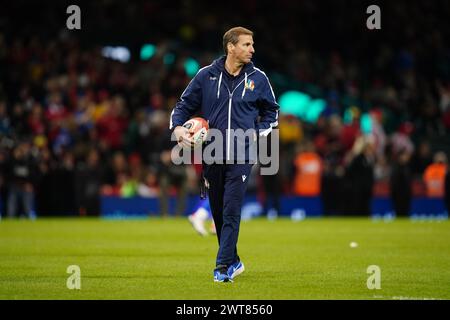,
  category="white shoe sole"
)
[230,264,245,279]
[214,278,233,283]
